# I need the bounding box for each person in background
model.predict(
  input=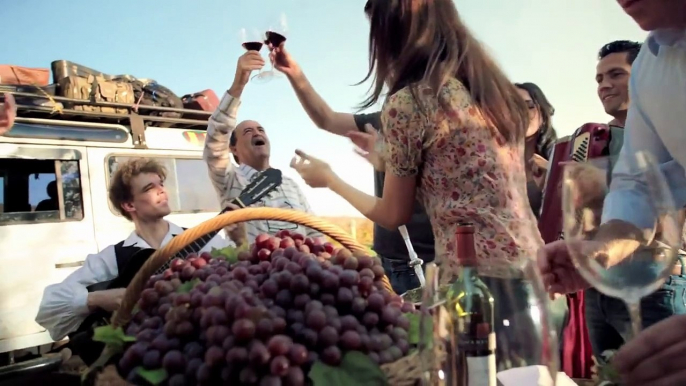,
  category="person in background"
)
[203,51,323,244]
[514,82,568,356]
[0,93,16,135]
[514,82,558,216]
[36,158,230,341]
[270,44,435,296]
[290,0,544,365]
[540,0,686,384]
[596,40,642,129]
